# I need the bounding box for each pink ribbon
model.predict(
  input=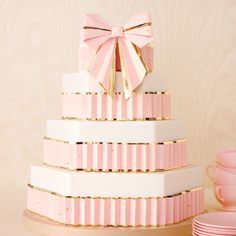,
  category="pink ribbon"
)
[82,12,153,98]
